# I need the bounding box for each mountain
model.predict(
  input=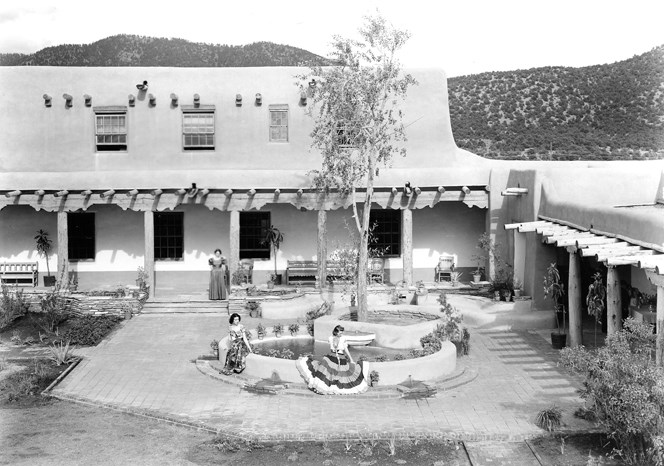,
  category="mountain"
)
[2,36,662,160]
[0,34,330,67]
[448,45,664,160]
